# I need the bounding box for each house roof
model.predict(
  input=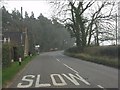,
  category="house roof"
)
[2,31,25,45]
